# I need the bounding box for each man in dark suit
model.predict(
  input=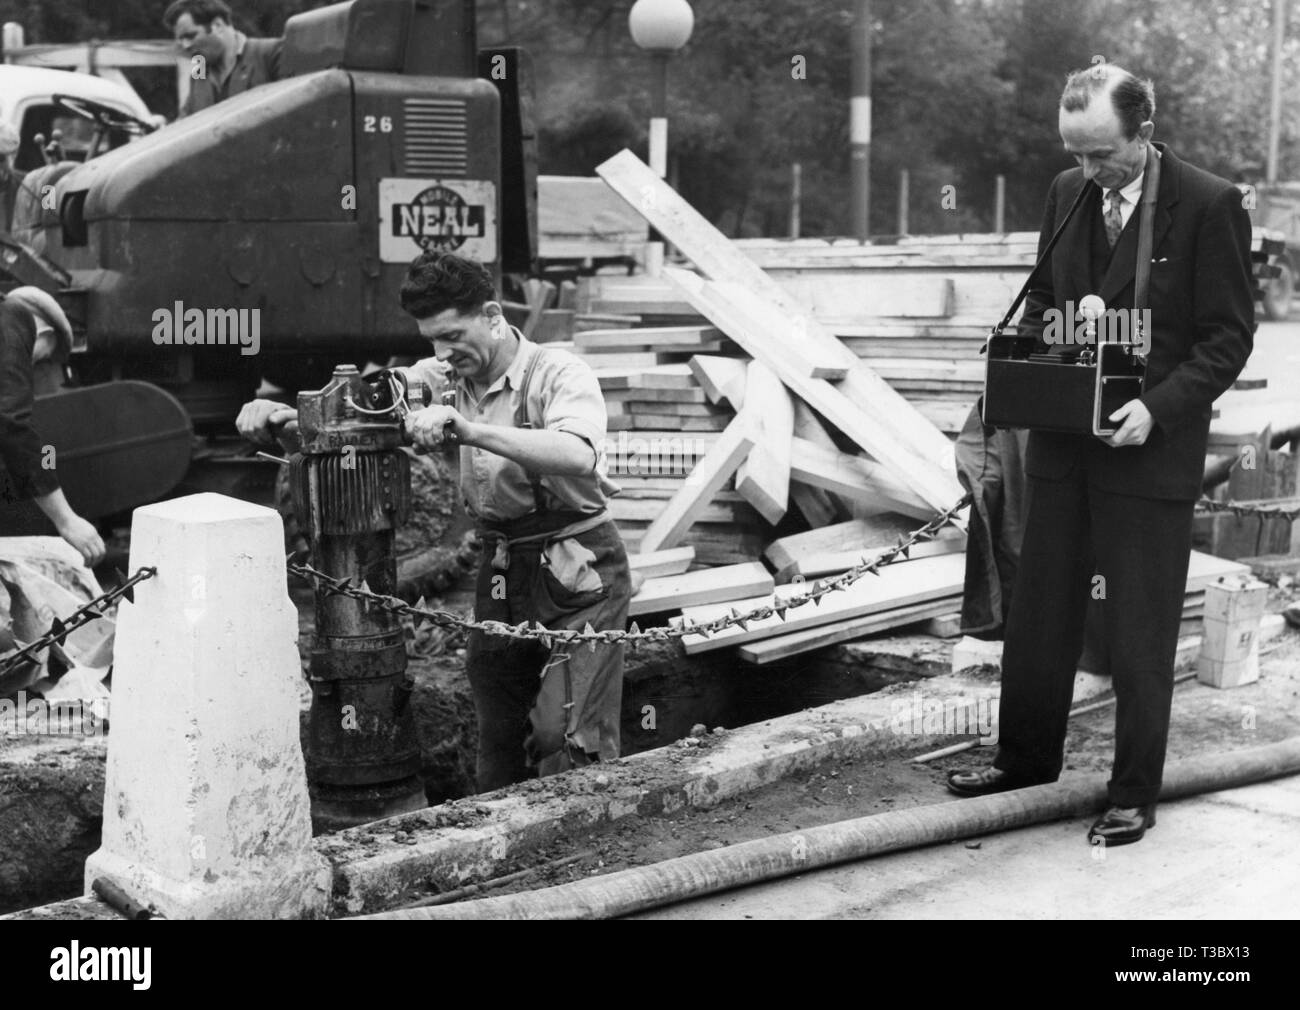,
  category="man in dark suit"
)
[947,65,1255,846]
[164,0,283,118]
